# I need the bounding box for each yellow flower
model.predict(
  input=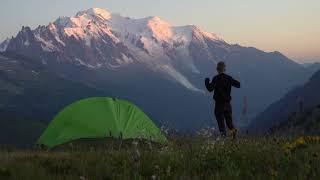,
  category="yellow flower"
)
[305,136,320,143]
[282,136,308,152]
[295,137,306,146]
[270,168,278,177]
